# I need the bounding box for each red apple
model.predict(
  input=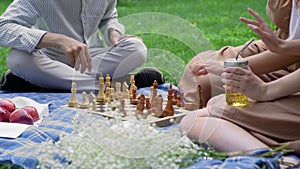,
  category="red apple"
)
[9,109,34,125]
[21,106,39,122]
[0,99,16,113]
[0,107,11,122]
